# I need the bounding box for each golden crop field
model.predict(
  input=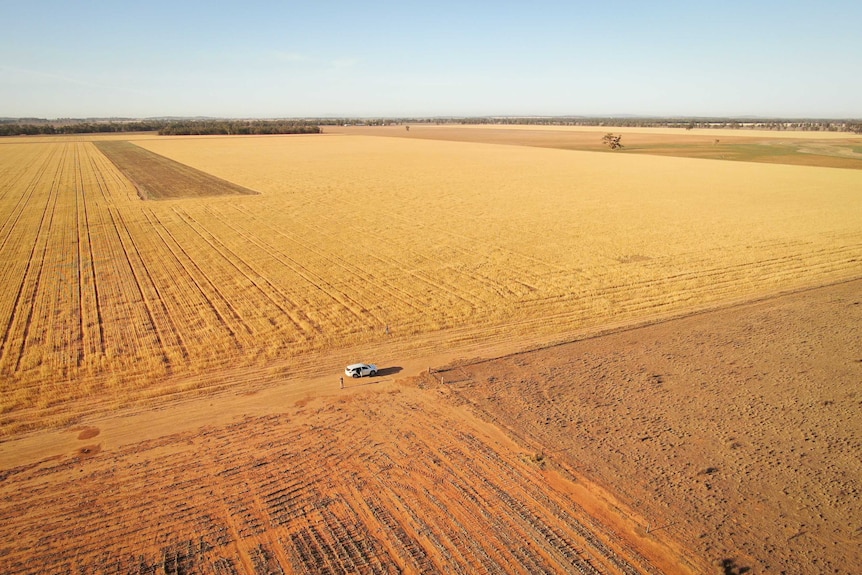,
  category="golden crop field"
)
[1,130,861,433]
